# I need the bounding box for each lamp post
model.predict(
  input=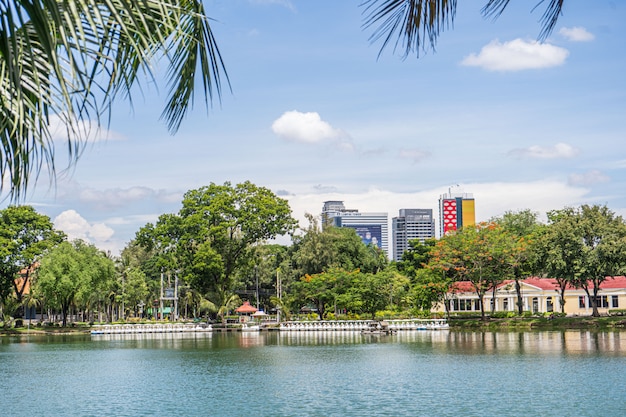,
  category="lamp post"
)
[255,265,259,310]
